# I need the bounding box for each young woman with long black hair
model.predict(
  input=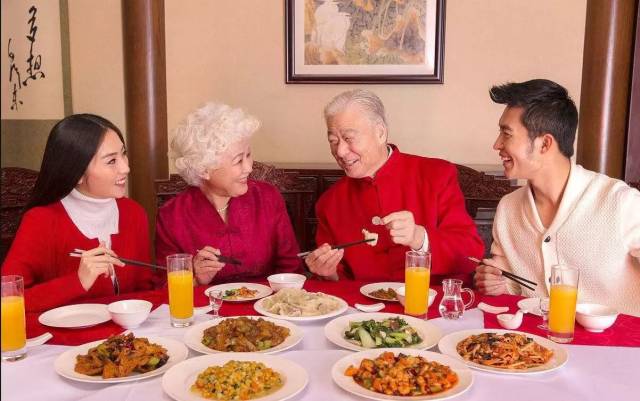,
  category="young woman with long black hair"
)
[2,114,157,312]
